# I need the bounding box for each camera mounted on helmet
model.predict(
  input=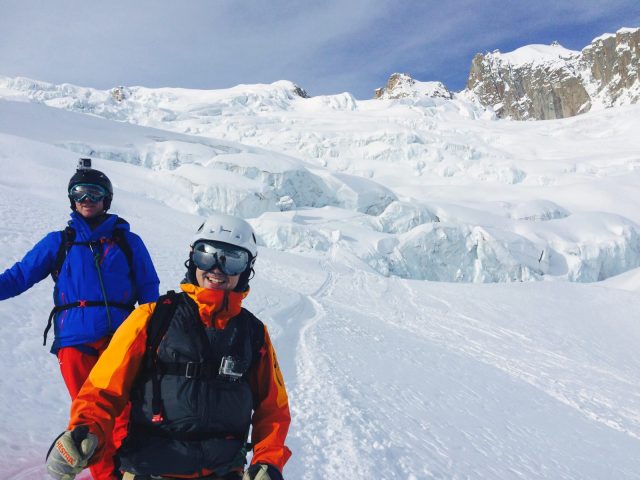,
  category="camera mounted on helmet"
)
[77,157,92,170]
